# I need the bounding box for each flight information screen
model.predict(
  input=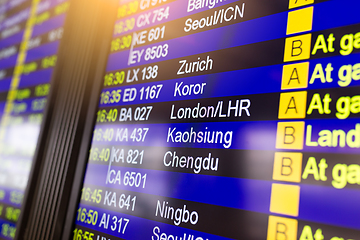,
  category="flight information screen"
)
[73,0,360,239]
[0,0,69,239]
